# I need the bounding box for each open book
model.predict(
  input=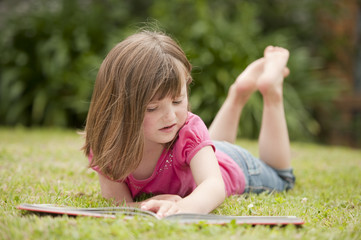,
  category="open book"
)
[17,203,304,226]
